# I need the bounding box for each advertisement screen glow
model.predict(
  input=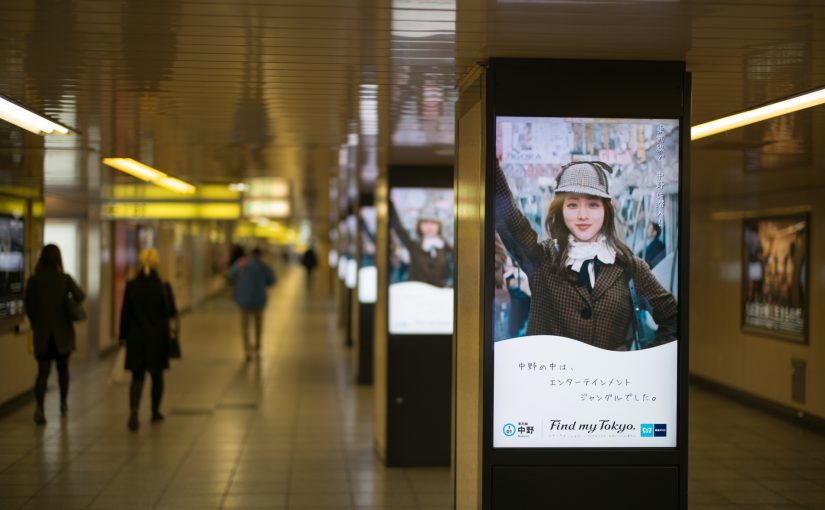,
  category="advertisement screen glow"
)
[389,187,454,334]
[493,117,680,448]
